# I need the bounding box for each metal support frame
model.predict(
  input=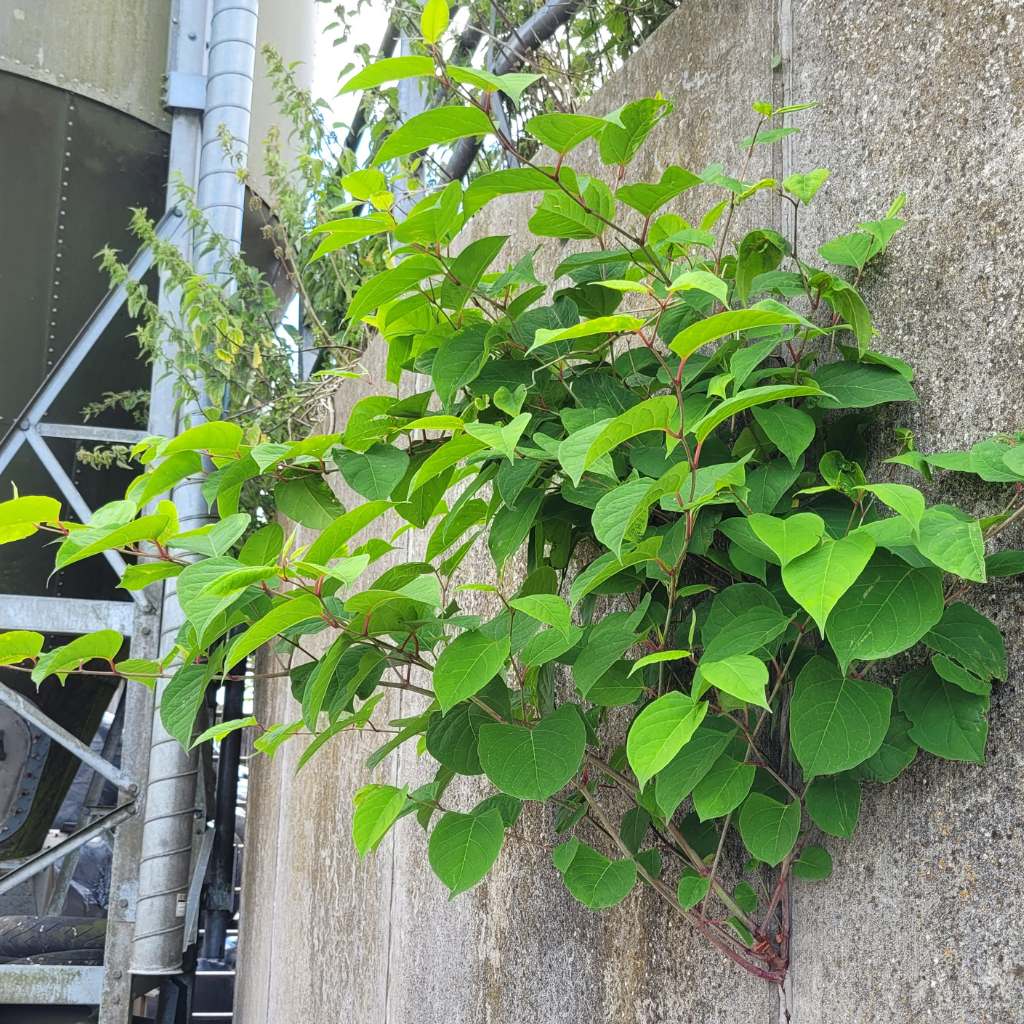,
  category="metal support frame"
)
[132,0,260,982]
[0,206,185,481]
[0,802,136,899]
[0,0,258,1012]
[0,594,135,634]
[0,682,135,793]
